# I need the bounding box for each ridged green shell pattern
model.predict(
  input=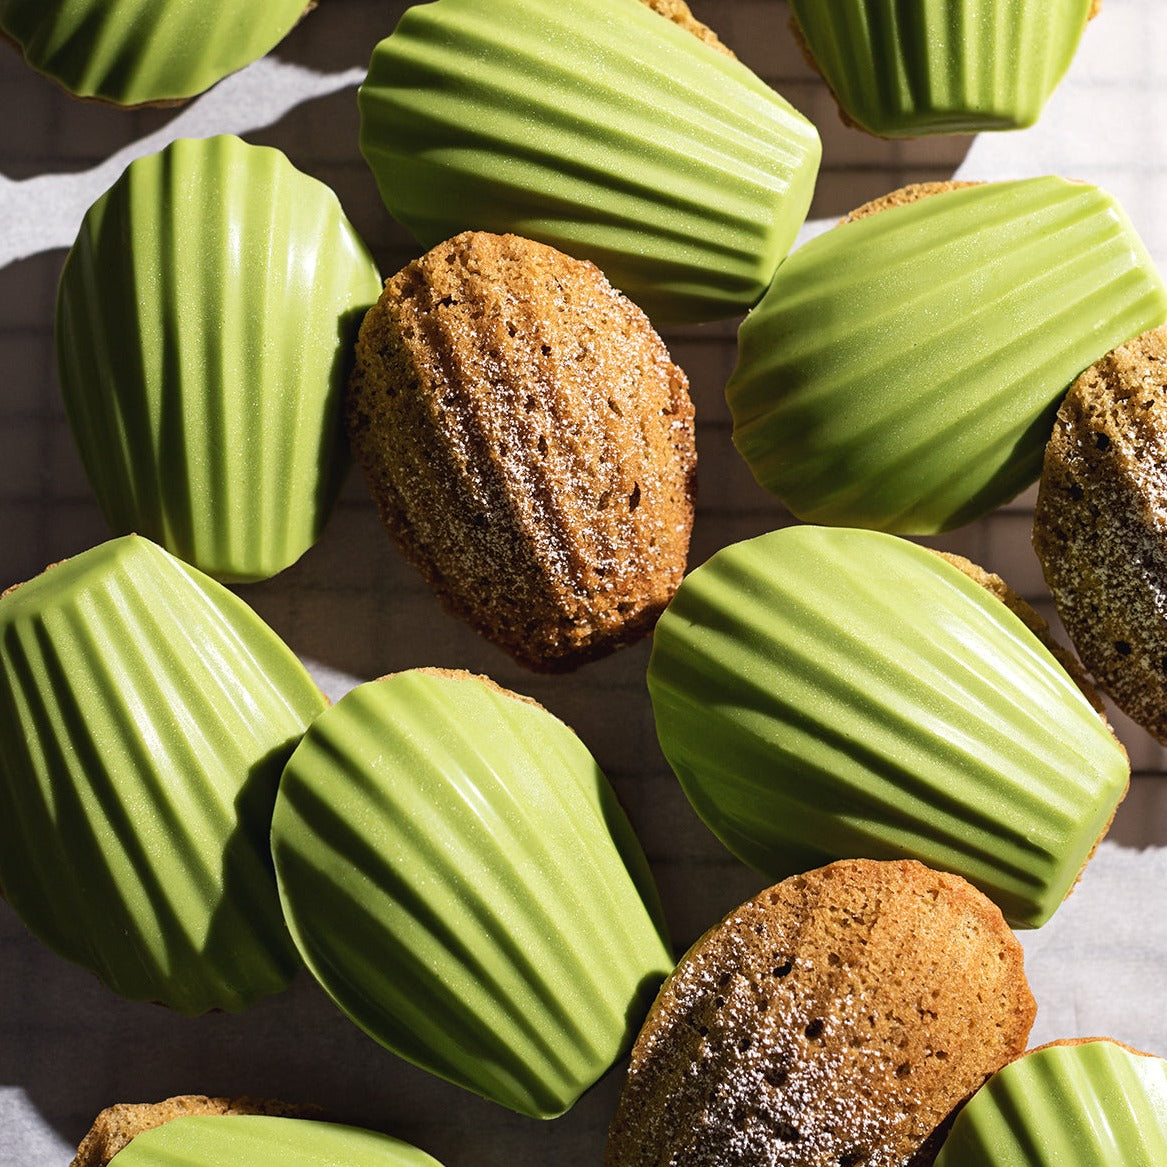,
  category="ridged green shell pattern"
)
[272,670,673,1119]
[358,0,821,325]
[789,0,1094,137]
[57,135,383,583]
[0,0,307,105]
[109,1116,446,1167]
[0,535,326,1014]
[728,177,1167,534]
[935,1041,1167,1165]
[647,527,1129,928]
